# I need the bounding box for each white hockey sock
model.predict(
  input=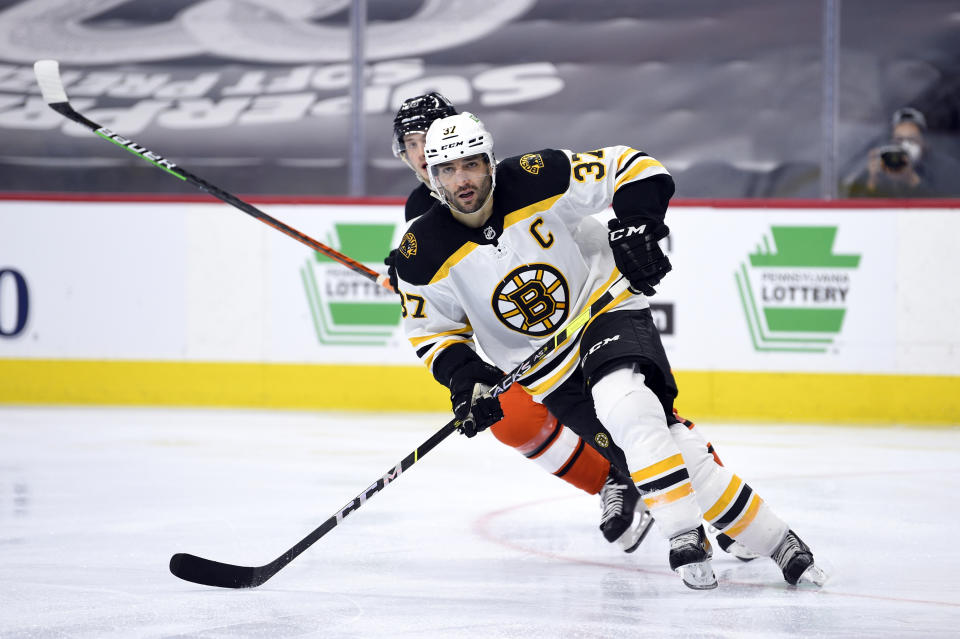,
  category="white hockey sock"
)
[668,422,788,556]
[591,366,701,537]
